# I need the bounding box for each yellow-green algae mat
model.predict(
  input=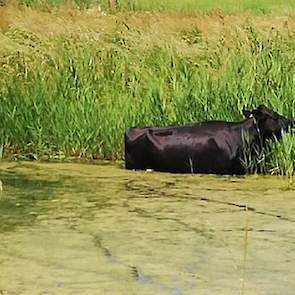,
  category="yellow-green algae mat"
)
[0,161,294,295]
